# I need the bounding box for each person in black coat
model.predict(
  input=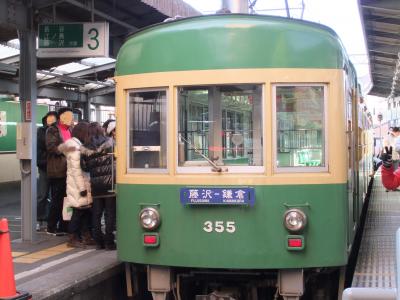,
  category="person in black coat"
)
[36,111,57,229]
[81,122,116,250]
[45,107,74,235]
